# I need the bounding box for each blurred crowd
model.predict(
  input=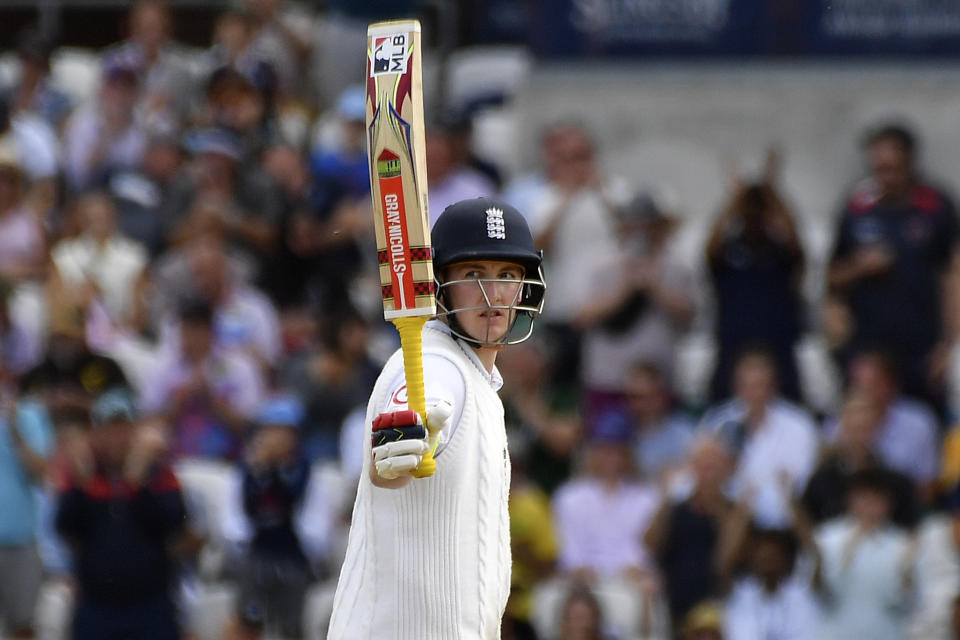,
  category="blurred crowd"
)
[3,1,960,640]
